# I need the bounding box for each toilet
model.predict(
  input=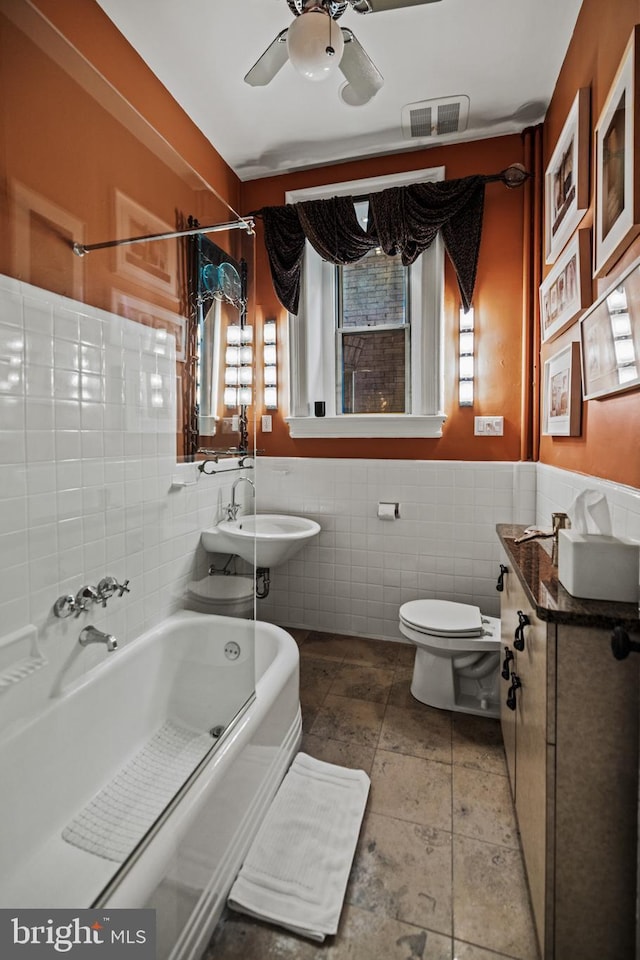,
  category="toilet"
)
[184,575,255,618]
[399,599,501,718]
